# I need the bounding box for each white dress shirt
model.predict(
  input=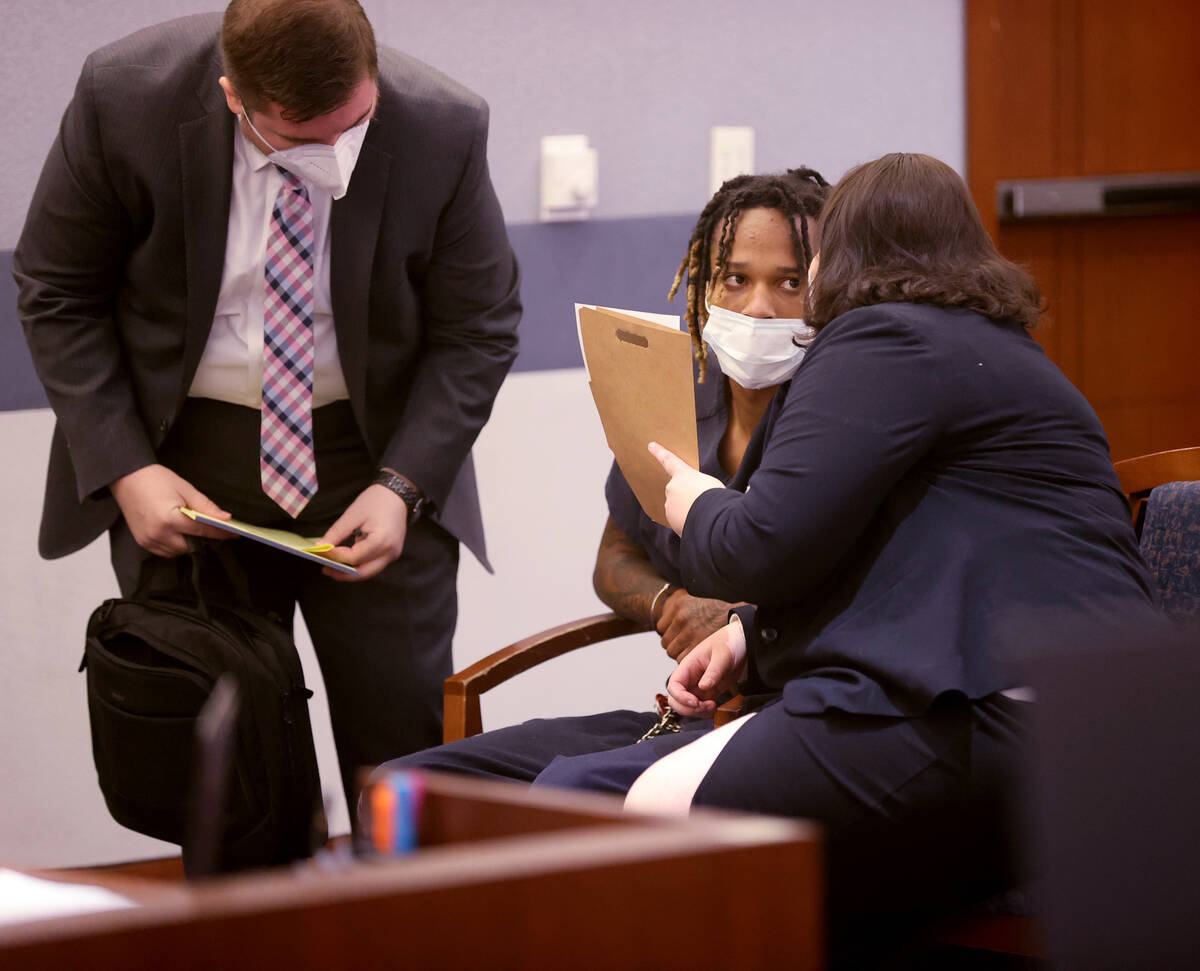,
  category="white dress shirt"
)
[188,126,349,408]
